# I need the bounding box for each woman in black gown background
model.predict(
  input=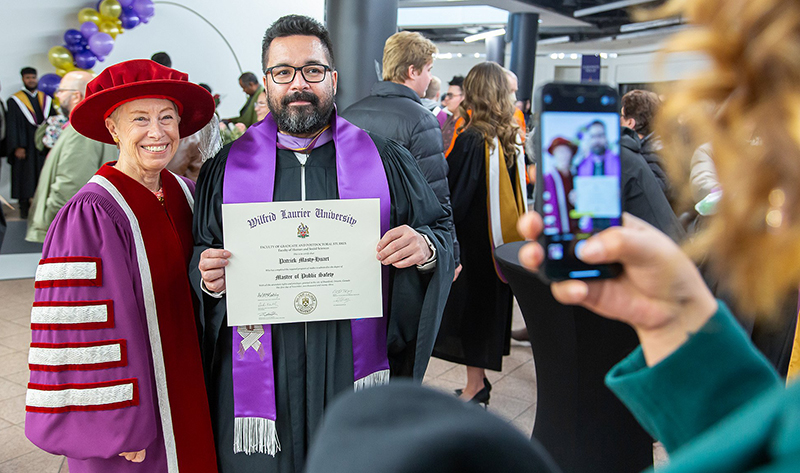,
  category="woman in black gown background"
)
[432,62,526,403]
